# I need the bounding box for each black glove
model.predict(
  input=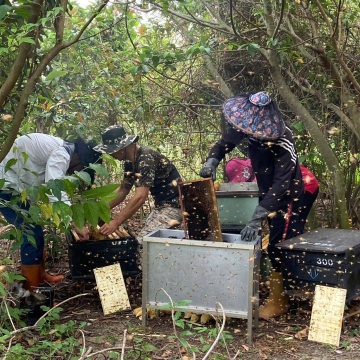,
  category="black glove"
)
[241,205,270,242]
[200,158,219,181]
